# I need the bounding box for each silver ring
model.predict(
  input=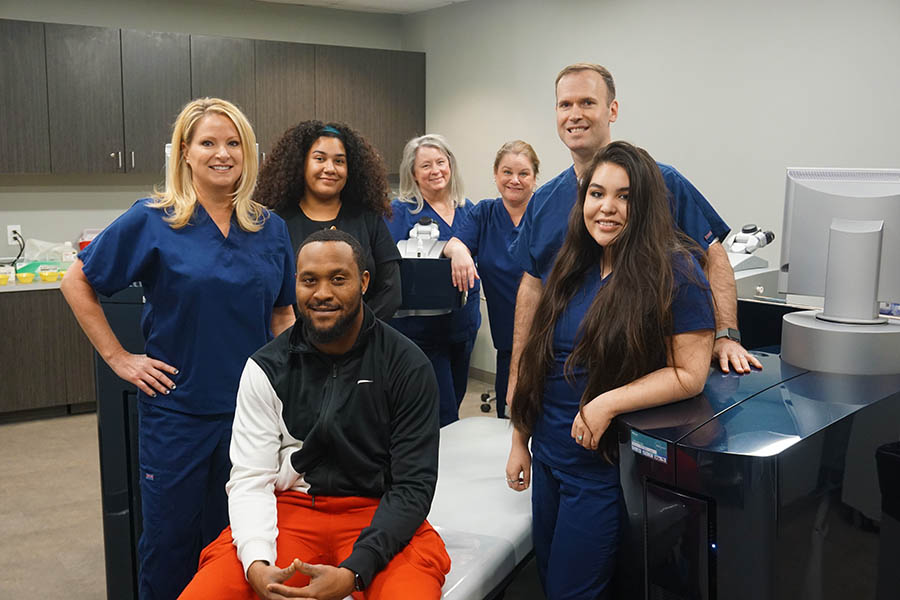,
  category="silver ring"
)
[506,478,517,484]
[577,434,584,441]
